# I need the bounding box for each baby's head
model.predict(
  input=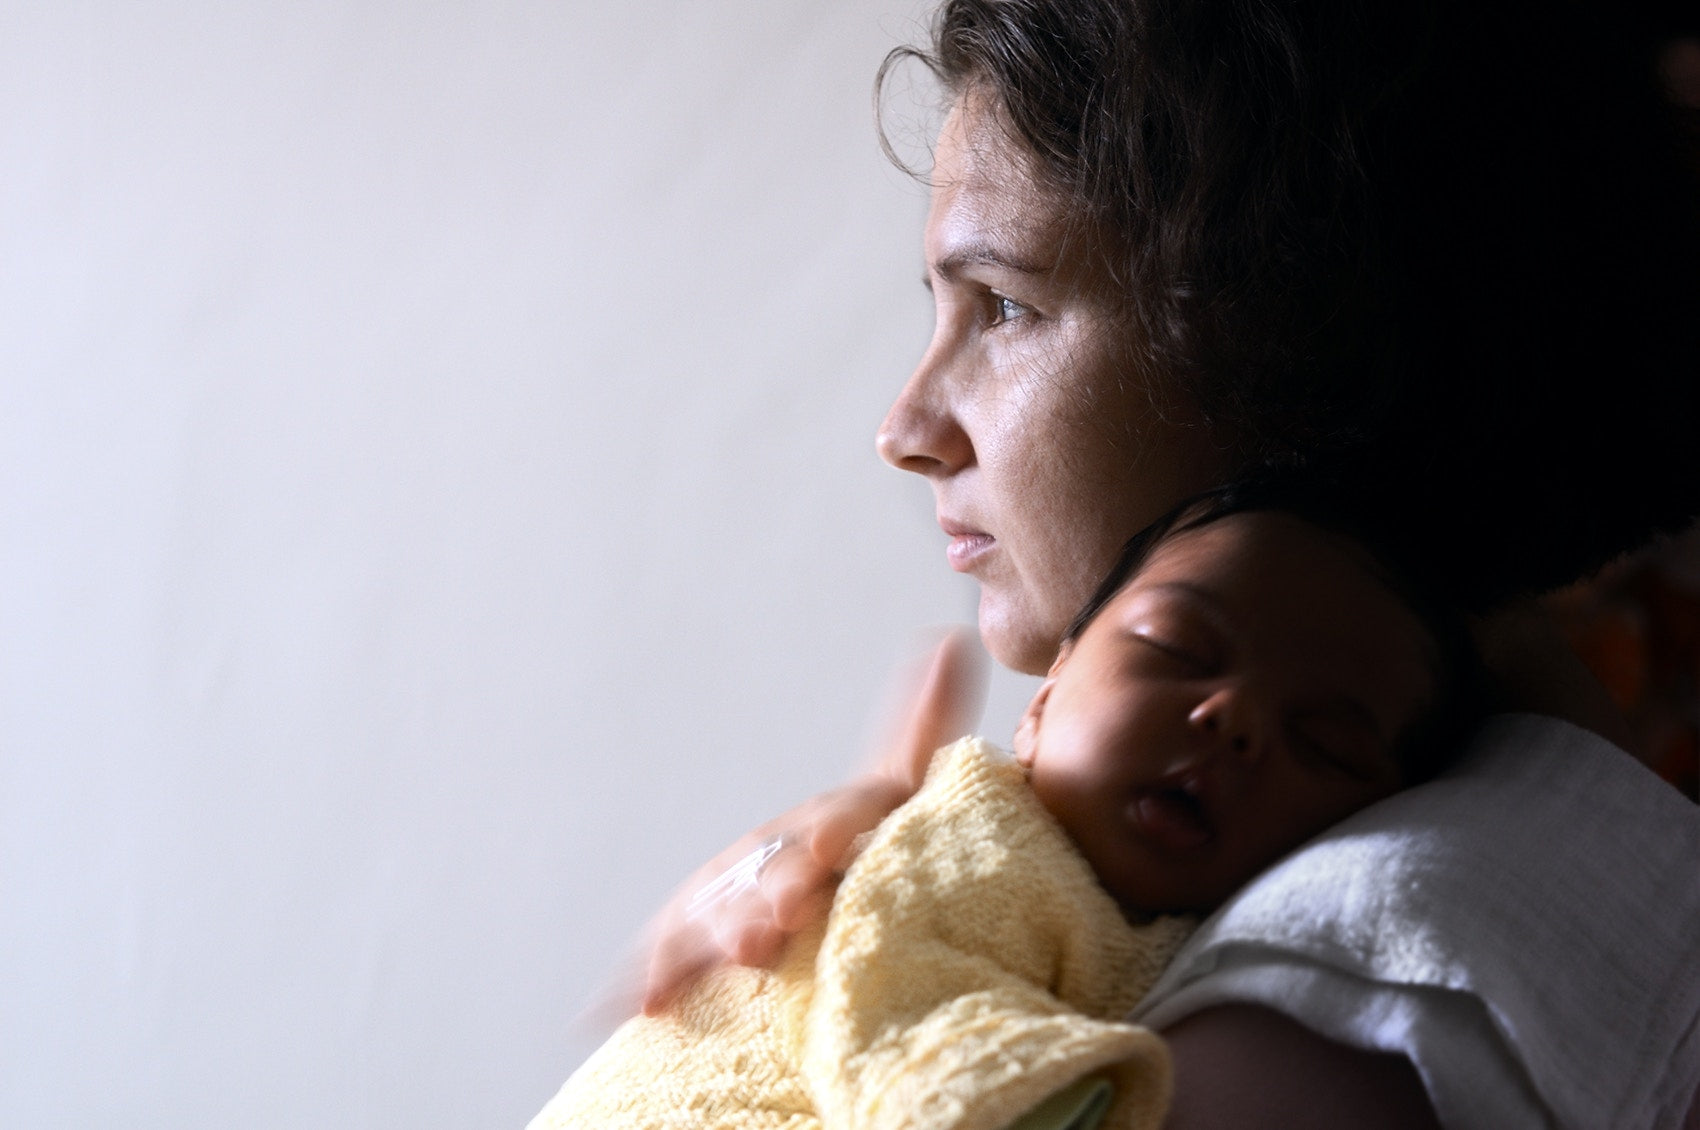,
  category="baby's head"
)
[1014,484,1481,917]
